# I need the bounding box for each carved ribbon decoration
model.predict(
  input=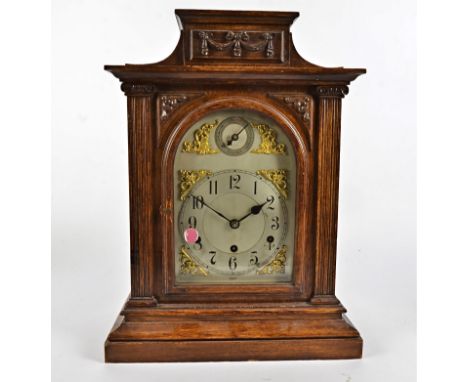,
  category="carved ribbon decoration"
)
[199,31,274,57]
